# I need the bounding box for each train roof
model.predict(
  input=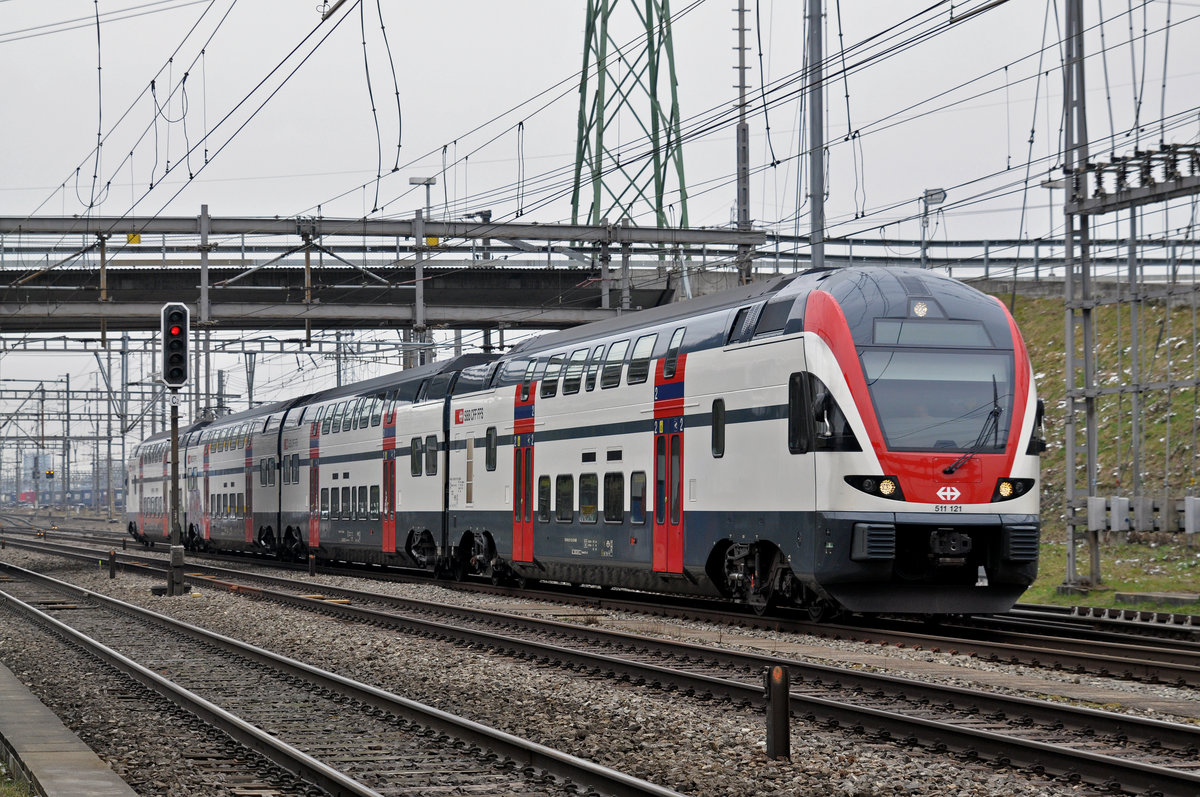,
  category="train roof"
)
[508,274,797,356]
